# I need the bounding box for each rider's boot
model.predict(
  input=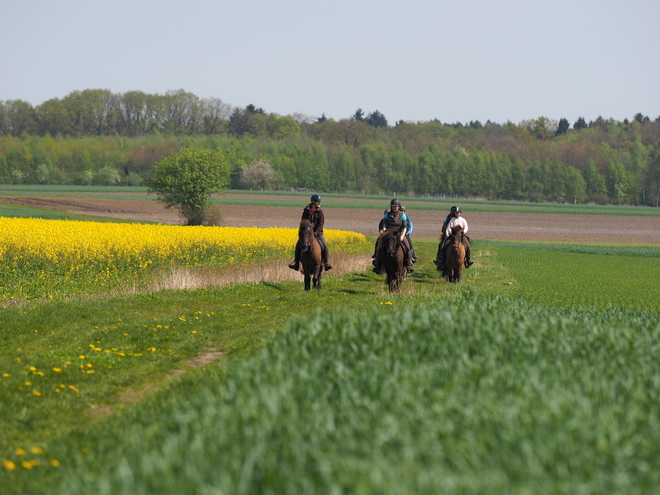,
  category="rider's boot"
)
[436,256,445,269]
[465,257,474,268]
[372,262,381,274]
[288,260,299,271]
